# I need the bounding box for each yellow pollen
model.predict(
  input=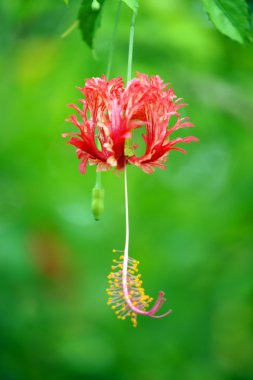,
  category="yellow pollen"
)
[107,252,154,328]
